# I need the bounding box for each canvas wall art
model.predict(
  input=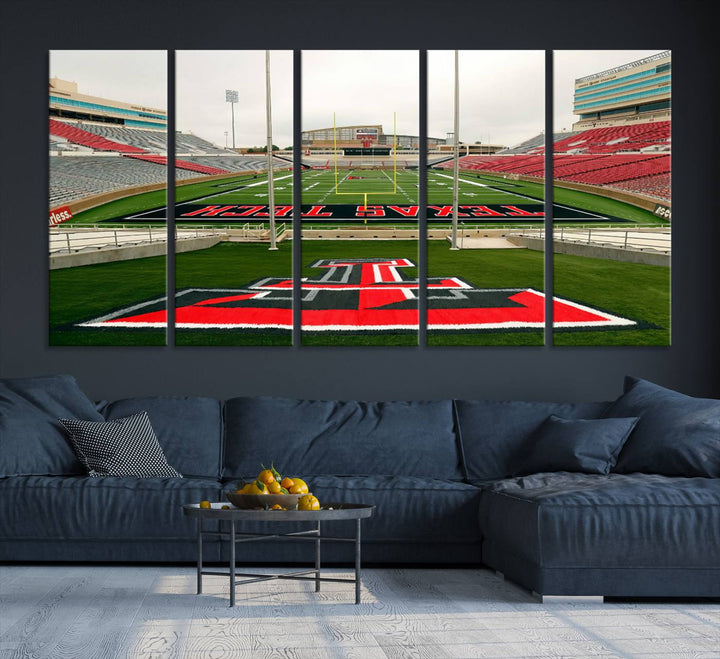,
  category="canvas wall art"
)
[552,50,671,346]
[301,50,420,346]
[49,50,168,346]
[47,48,670,348]
[427,50,546,346]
